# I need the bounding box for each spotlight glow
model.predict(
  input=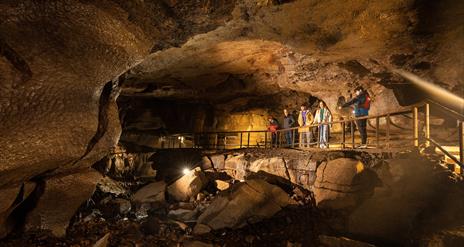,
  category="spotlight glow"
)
[182,168,190,175]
